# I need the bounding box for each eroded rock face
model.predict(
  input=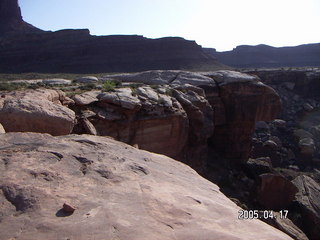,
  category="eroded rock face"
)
[0,132,293,240]
[204,70,281,160]
[0,89,75,136]
[71,86,191,168]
